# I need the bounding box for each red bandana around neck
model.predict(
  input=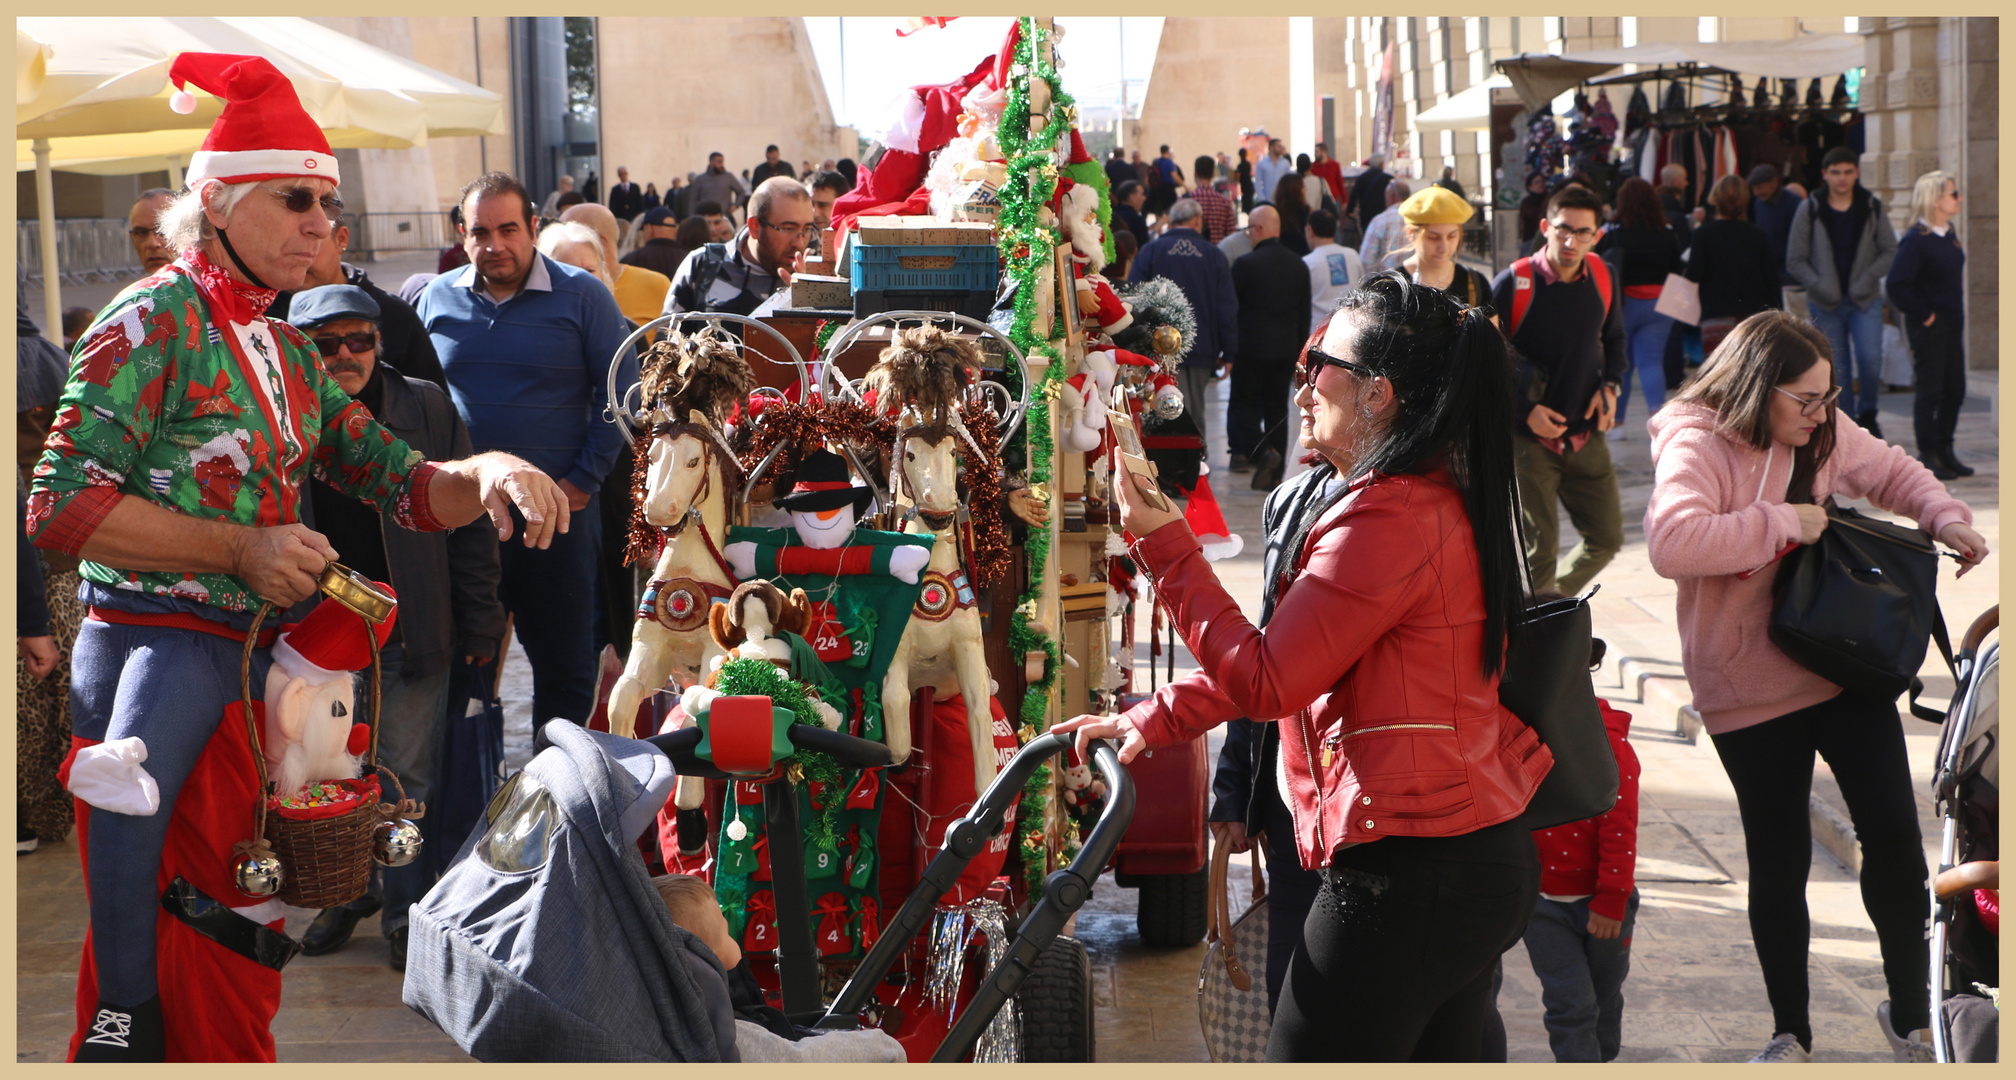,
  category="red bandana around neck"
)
[183,247,279,326]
